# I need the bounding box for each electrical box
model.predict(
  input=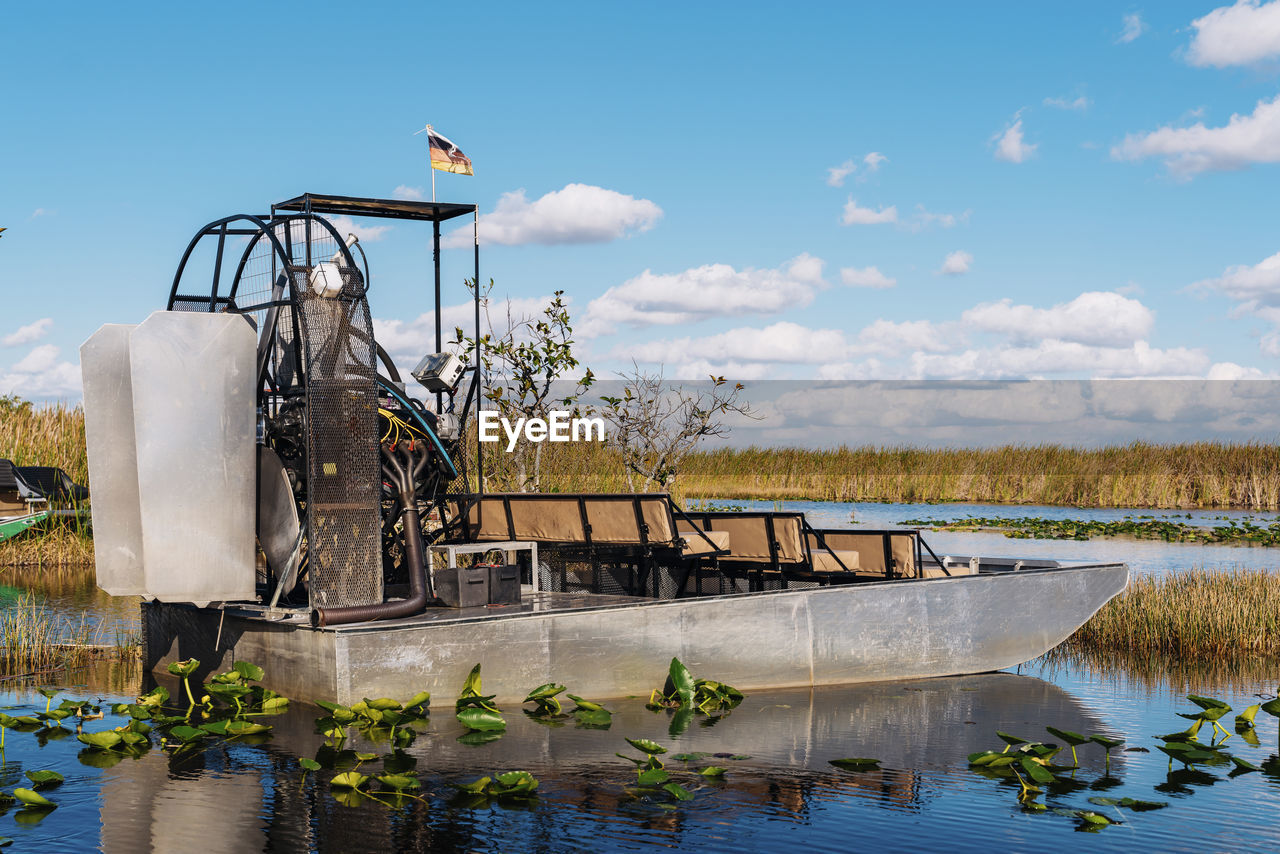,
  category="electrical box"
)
[412,350,465,393]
